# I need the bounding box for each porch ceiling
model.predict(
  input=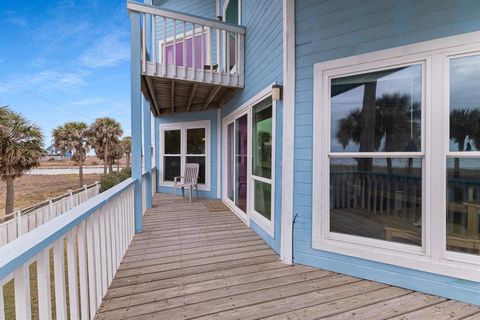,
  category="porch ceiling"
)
[142,76,239,117]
